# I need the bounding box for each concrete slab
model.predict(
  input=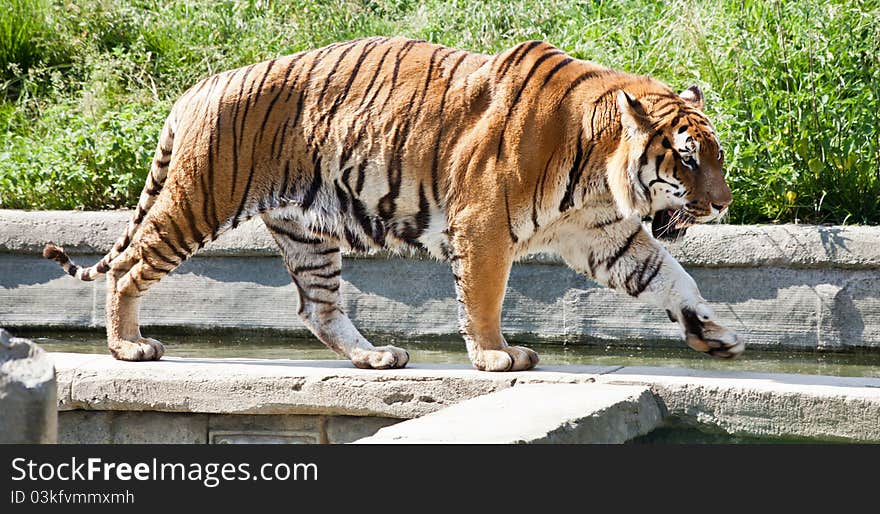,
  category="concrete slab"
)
[356,383,662,444]
[600,366,880,442]
[46,353,880,442]
[50,353,609,419]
